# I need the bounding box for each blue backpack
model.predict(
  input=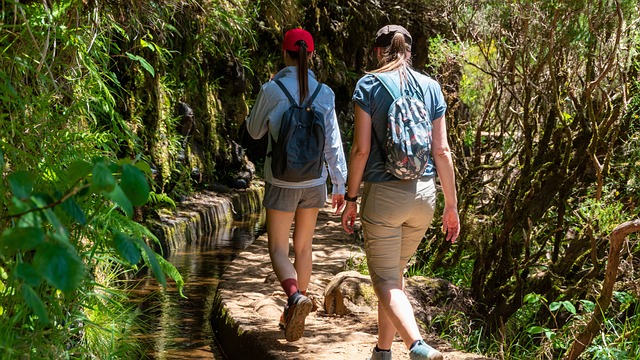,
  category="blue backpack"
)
[269,80,325,182]
[373,71,432,180]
